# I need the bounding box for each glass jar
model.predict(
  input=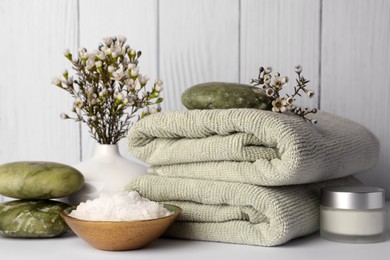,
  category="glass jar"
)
[320,186,385,243]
